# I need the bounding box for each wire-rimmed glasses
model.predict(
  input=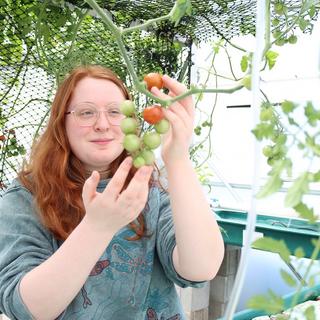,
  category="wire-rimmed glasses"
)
[65,102,126,127]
